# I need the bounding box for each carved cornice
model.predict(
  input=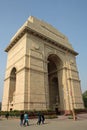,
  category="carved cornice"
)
[5,26,78,56]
